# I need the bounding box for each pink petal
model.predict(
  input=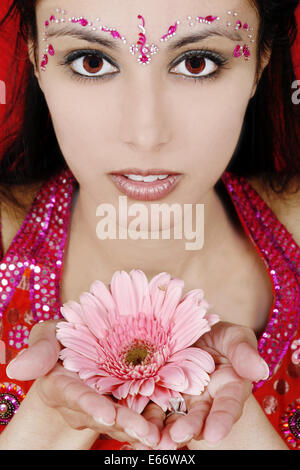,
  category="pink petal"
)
[168,347,215,374]
[148,272,171,316]
[180,288,205,304]
[139,377,156,397]
[180,360,211,394]
[60,300,85,323]
[205,313,220,327]
[156,279,185,327]
[170,306,212,352]
[89,279,118,317]
[79,292,110,337]
[129,269,152,315]
[113,380,132,399]
[149,384,174,412]
[96,376,125,394]
[110,270,138,317]
[158,364,188,391]
[119,394,150,413]
[129,379,145,396]
[59,348,99,373]
[56,323,100,360]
